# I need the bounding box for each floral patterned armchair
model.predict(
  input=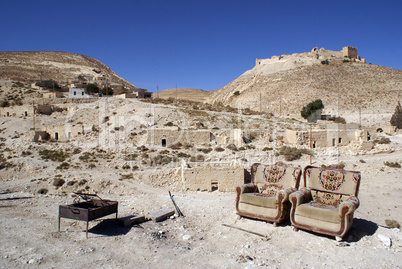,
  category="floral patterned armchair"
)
[289,165,361,241]
[236,162,302,225]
